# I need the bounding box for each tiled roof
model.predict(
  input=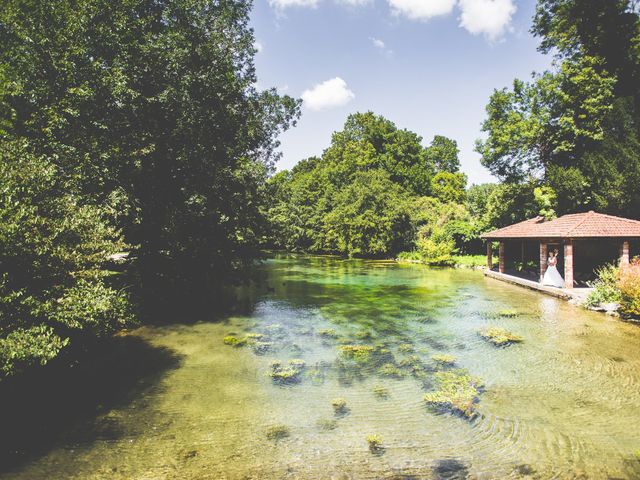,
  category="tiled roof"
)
[481,211,640,239]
